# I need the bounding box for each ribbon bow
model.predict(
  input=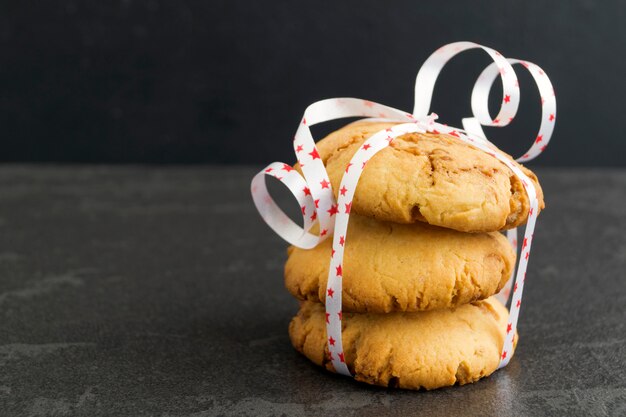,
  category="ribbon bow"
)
[251,41,556,375]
